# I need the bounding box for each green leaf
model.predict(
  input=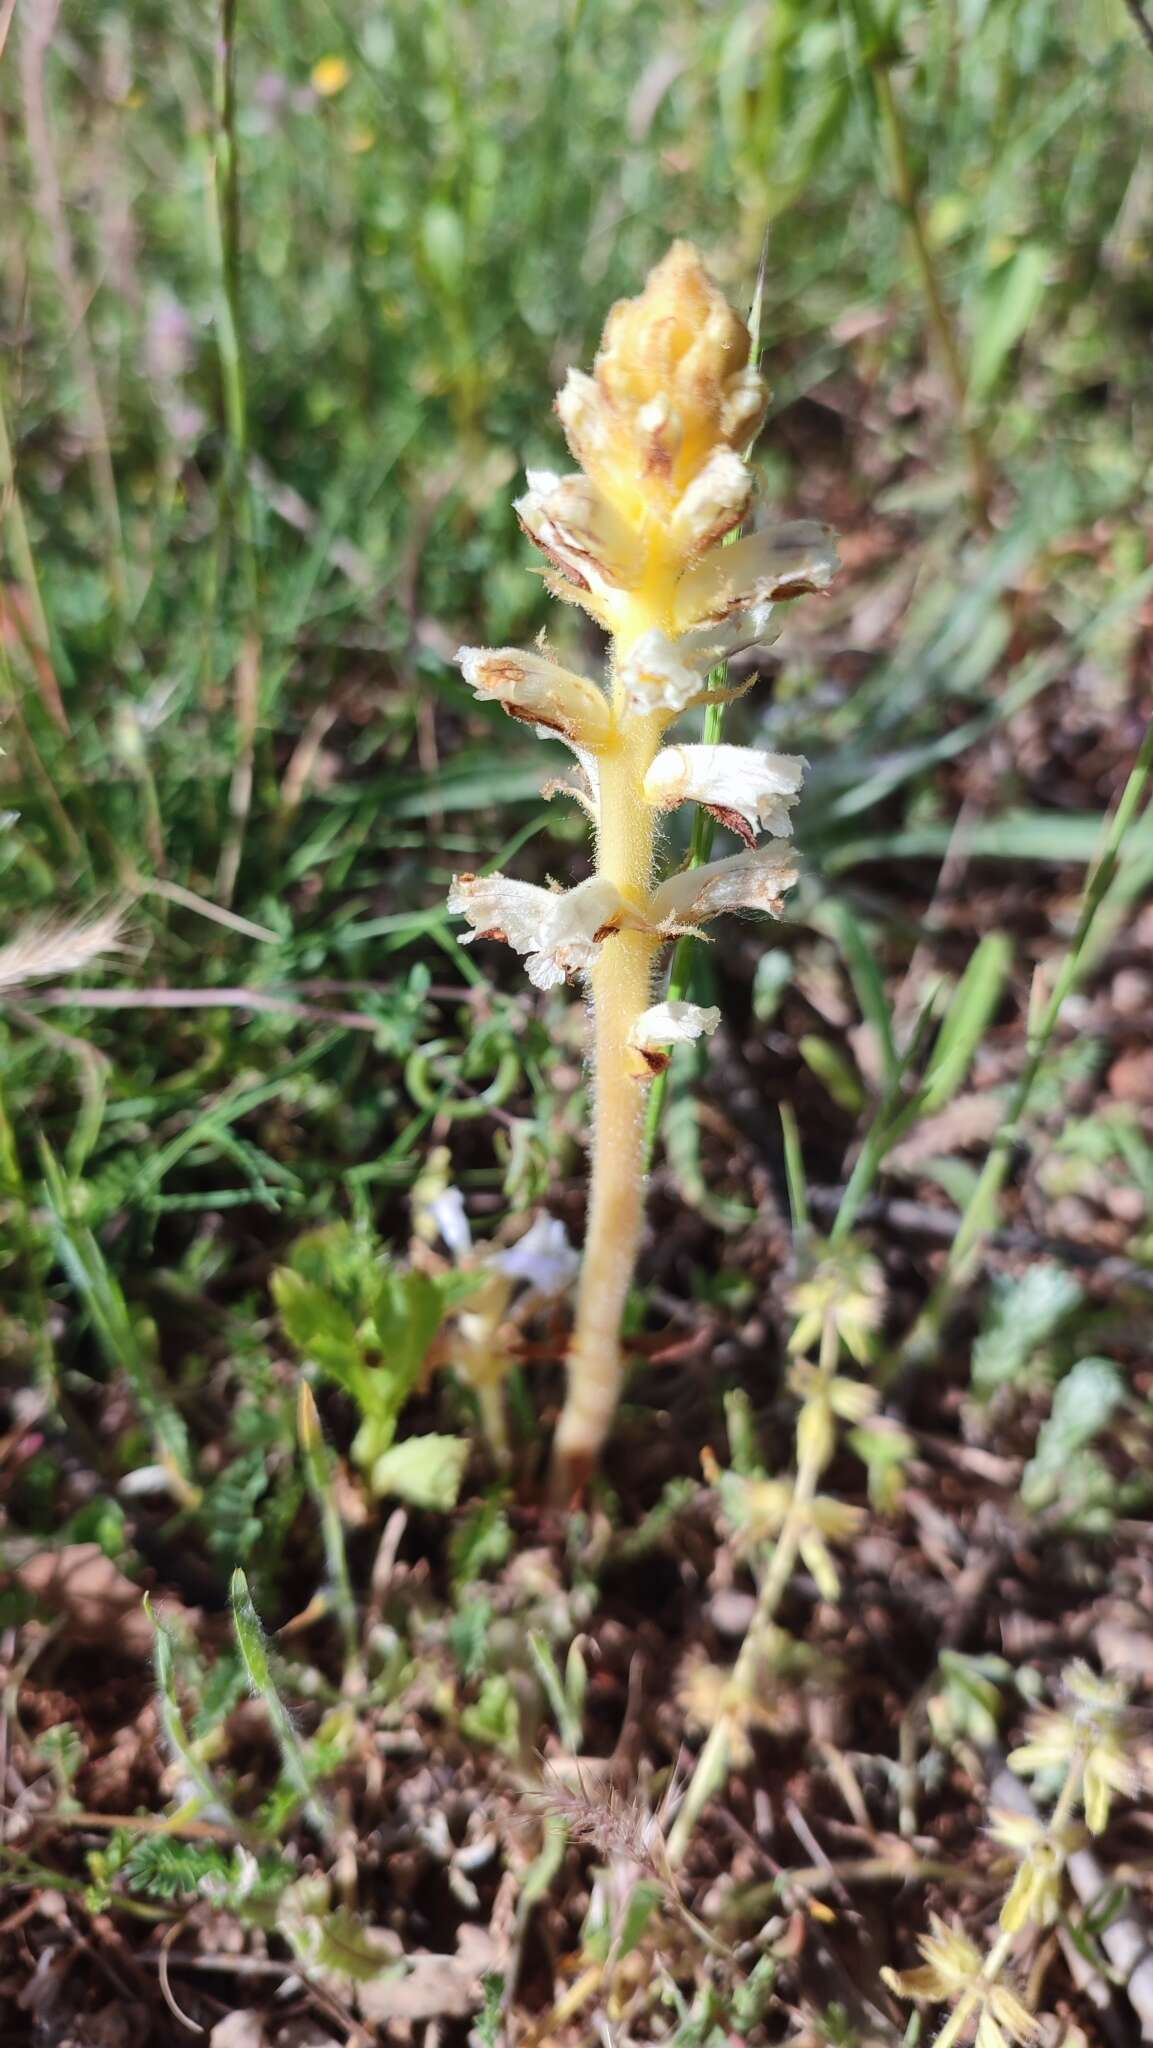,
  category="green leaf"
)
[723,1388,763,1479]
[848,1421,915,1513]
[518,1811,567,1909]
[475,1974,506,2047]
[461,1672,520,1755]
[928,1650,1012,1749]
[372,1267,460,1380]
[230,1570,333,1838]
[449,1497,513,1591]
[305,1907,402,1983]
[731,1954,780,2033]
[752,947,794,1024]
[779,1101,811,1241]
[147,1597,237,1824]
[821,897,898,1086]
[1021,1357,1125,1510]
[582,1875,662,1963]
[528,1632,583,1752]
[35,1721,85,1790]
[276,1252,462,1475]
[798,1034,867,1114]
[450,1596,493,1680]
[421,202,465,290]
[971,1264,1083,1397]
[969,244,1049,404]
[272,1269,364,1389]
[920,933,1012,1113]
[371,1433,469,1511]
